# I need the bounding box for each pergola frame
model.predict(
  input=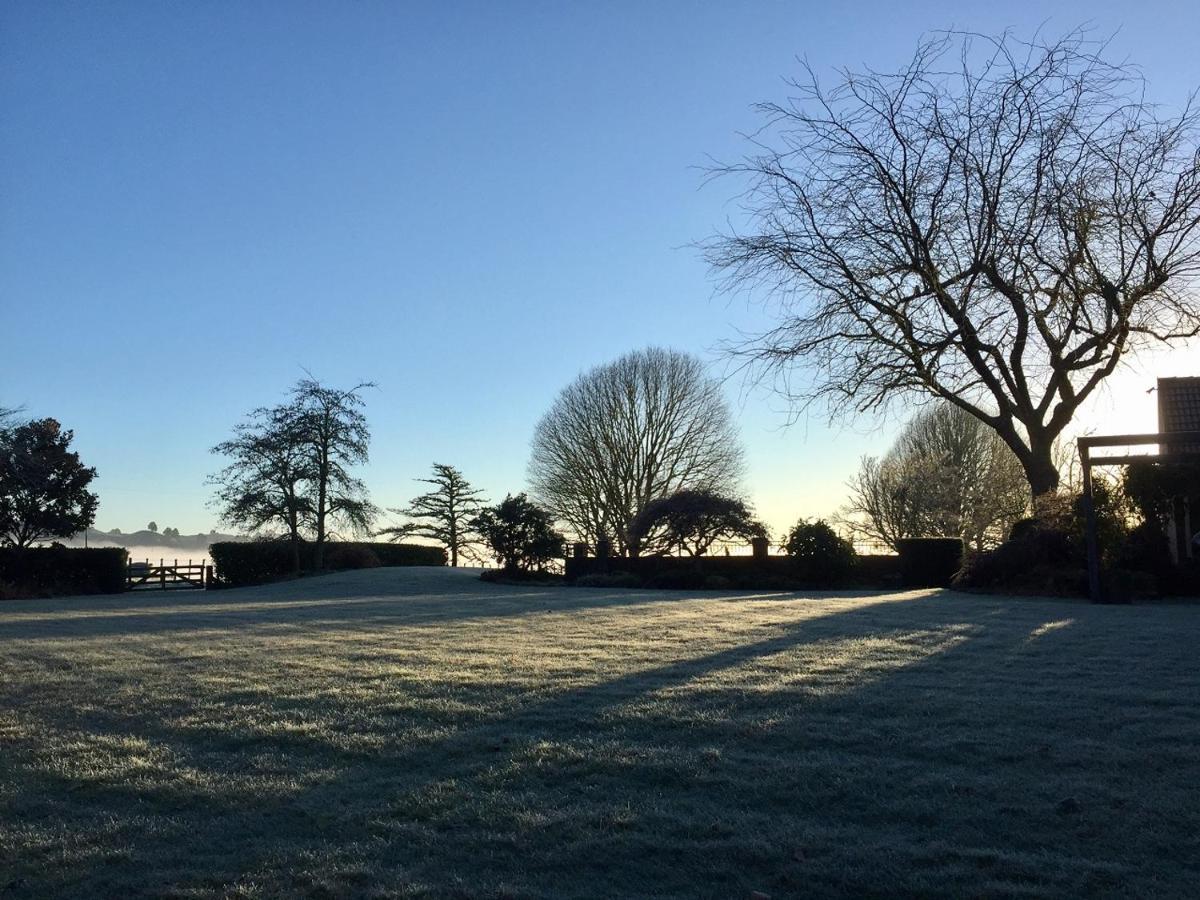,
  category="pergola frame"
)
[1078,431,1200,602]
